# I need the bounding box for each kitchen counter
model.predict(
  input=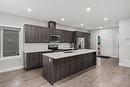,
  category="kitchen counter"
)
[24,49,52,53]
[42,49,97,59]
[42,49,97,85]
[24,48,73,53]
